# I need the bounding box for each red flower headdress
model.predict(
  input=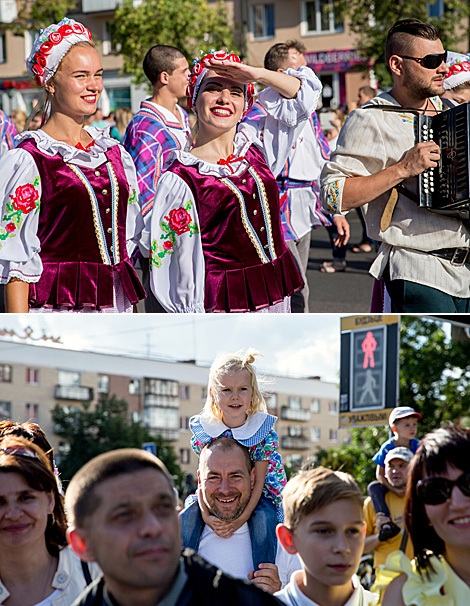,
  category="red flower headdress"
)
[26,18,93,86]
[443,51,470,91]
[186,50,255,114]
